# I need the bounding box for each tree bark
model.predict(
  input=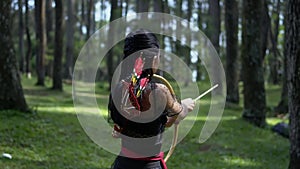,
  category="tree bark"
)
[286,0,300,168]
[183,0,192,86]
[196,0,203,82]
[225,0,239,104]
[99,0,105,27]
[162,0,171,74]
[153,0,164,73]
[79,0,85,36]
[275,0,288,114]
[136,0,150,13]
[261,0,269,61]
[208,0,220,53]
[106,0,118,88]
[46,0,53,42]
[269,0,281,84]
[25,0,32,78]
[186,0,192,67]
[162,0,170,14]
[241,0,266,127]
[65,0,75,80]
[208,0,222,94]
[18,0,25,73]
[273,0,281,46]
[0,0,28,111]
[175,0,183,64]
[136,0,149,20]
[124,0,129,17]
[86,0,93,40]
[52,0,64,90]
[275,51,288,114]
[35,0,47,86]
[91,0,96,33]
[262,0,280,85]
